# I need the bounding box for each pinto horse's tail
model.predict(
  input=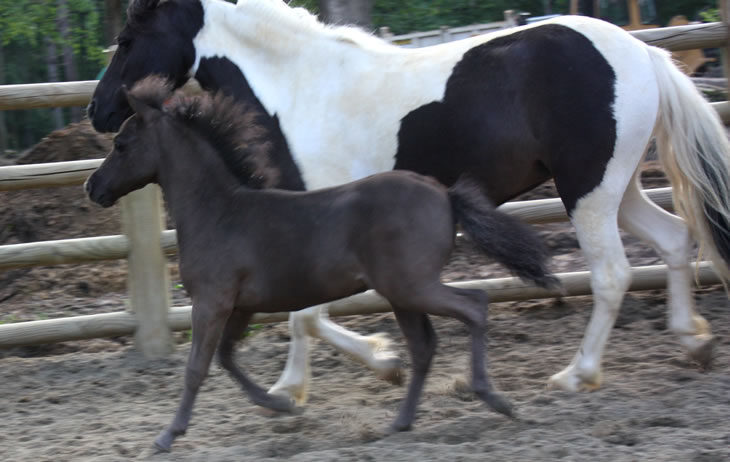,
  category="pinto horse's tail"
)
[648,46,730,283]
[448,178,559,289]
